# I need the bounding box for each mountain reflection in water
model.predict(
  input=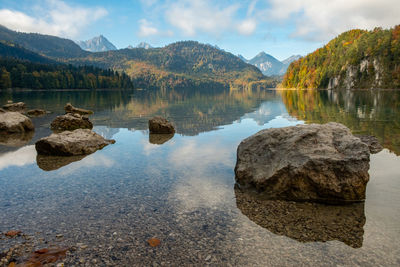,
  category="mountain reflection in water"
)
[0,88,399,265]
[281,89,400,155]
